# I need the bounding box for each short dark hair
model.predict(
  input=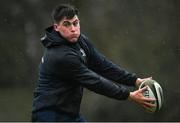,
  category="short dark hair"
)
[52,4,79,23]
